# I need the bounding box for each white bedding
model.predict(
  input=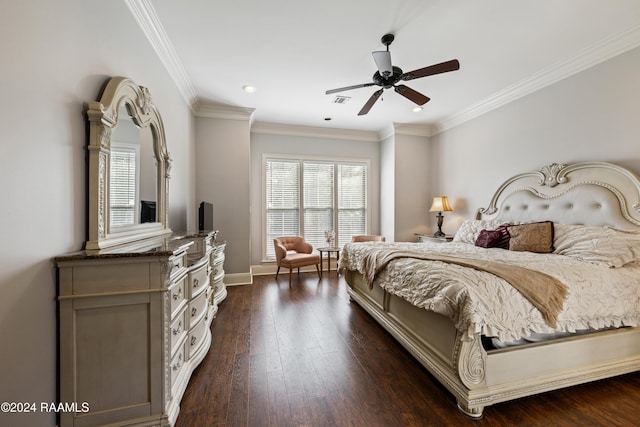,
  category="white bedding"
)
[340,241,640,342]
